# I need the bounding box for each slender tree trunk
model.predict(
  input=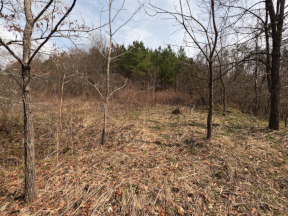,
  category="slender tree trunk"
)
[102,0,112,145]
[207,62,213,140]
[22,66,36,202]
[254,31,260,116]
[102,101,108,144]
[221,78,226,116]
[60,74,65,130]
[23,0,36,202]
[219,61,226,116]
[254,68,260,116]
